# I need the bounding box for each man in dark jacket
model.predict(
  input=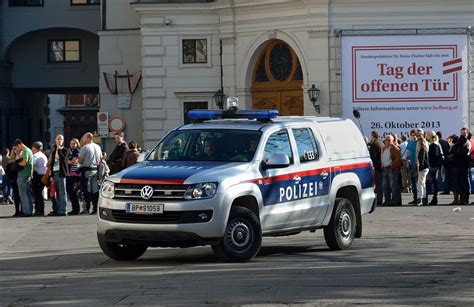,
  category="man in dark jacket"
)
[47,134,71,216]
[437,131,450,194]
[456,132,470,205]
[427,132,444,206]
[108,132,128,175]
[369,131,384,206]
[436,132,450,159]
